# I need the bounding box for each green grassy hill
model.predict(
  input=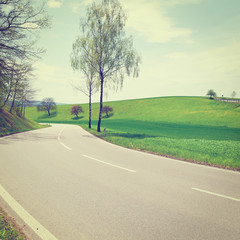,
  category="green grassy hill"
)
[0,109,44,137]
[26,96,240,169]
